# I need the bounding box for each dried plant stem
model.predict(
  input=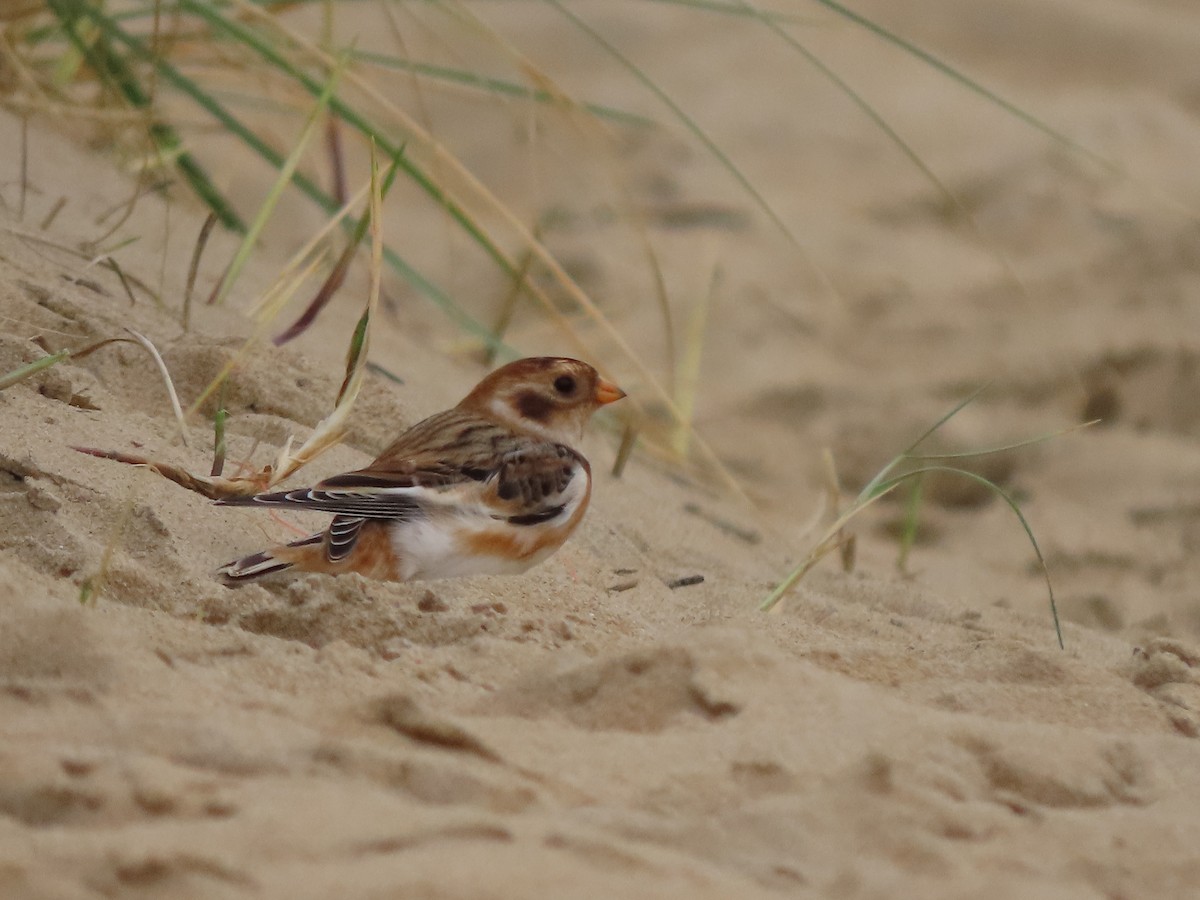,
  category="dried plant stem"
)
[123,328,188,447]
[183,211,218,332]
